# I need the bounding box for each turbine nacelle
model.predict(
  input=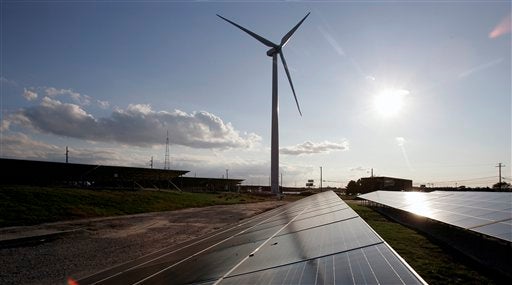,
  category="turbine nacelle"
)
[266,47,281,57]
